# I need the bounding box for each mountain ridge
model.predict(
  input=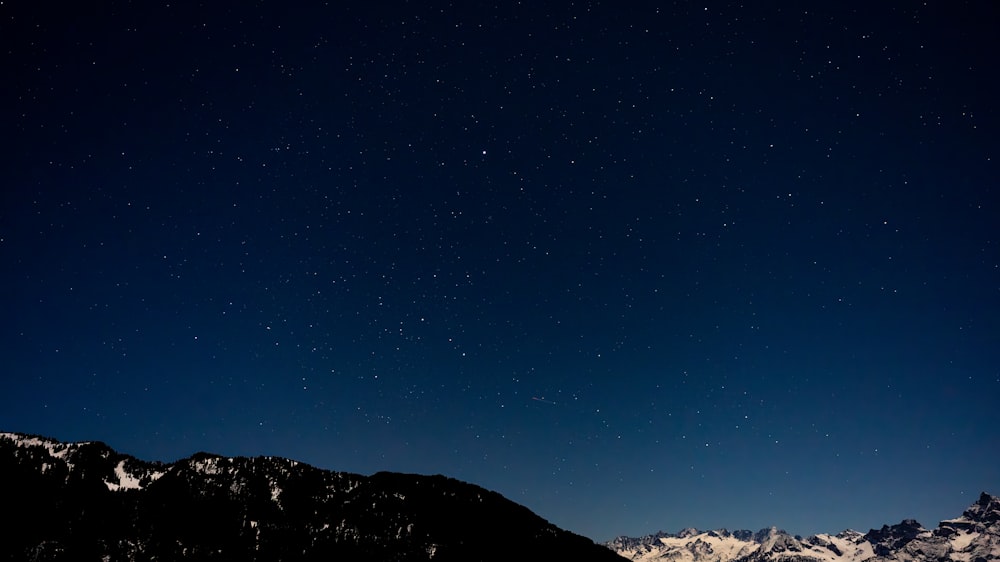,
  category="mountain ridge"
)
[607,492,1000,562]
[6,430,996,562]
[0,431,625,561]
